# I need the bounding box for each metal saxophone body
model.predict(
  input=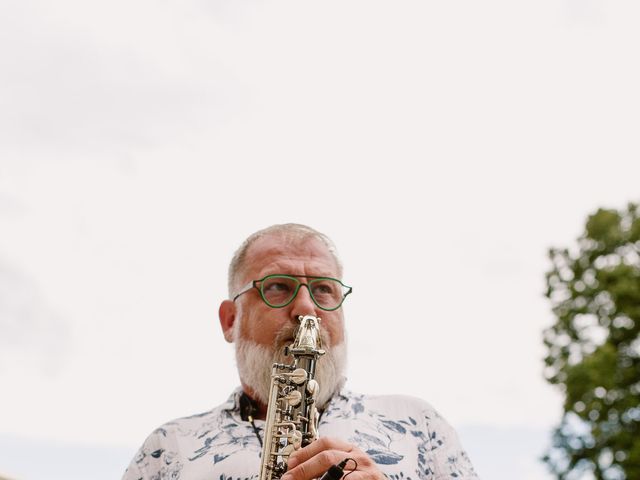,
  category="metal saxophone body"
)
[259,315,325,480]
